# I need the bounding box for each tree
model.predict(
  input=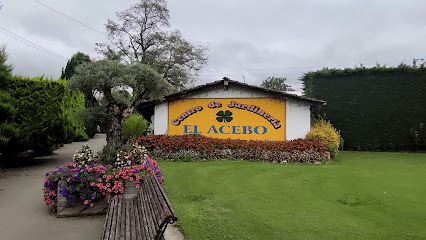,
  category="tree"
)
[69,59,172,143]
[261,77,294,91]
[61,52,97,108]
[97,0,208,90]
[0,45,18,150]
[61,52,92,80]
